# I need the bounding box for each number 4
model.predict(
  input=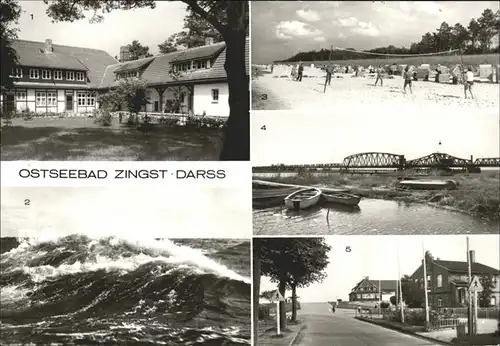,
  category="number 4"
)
[261,125,266,130]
